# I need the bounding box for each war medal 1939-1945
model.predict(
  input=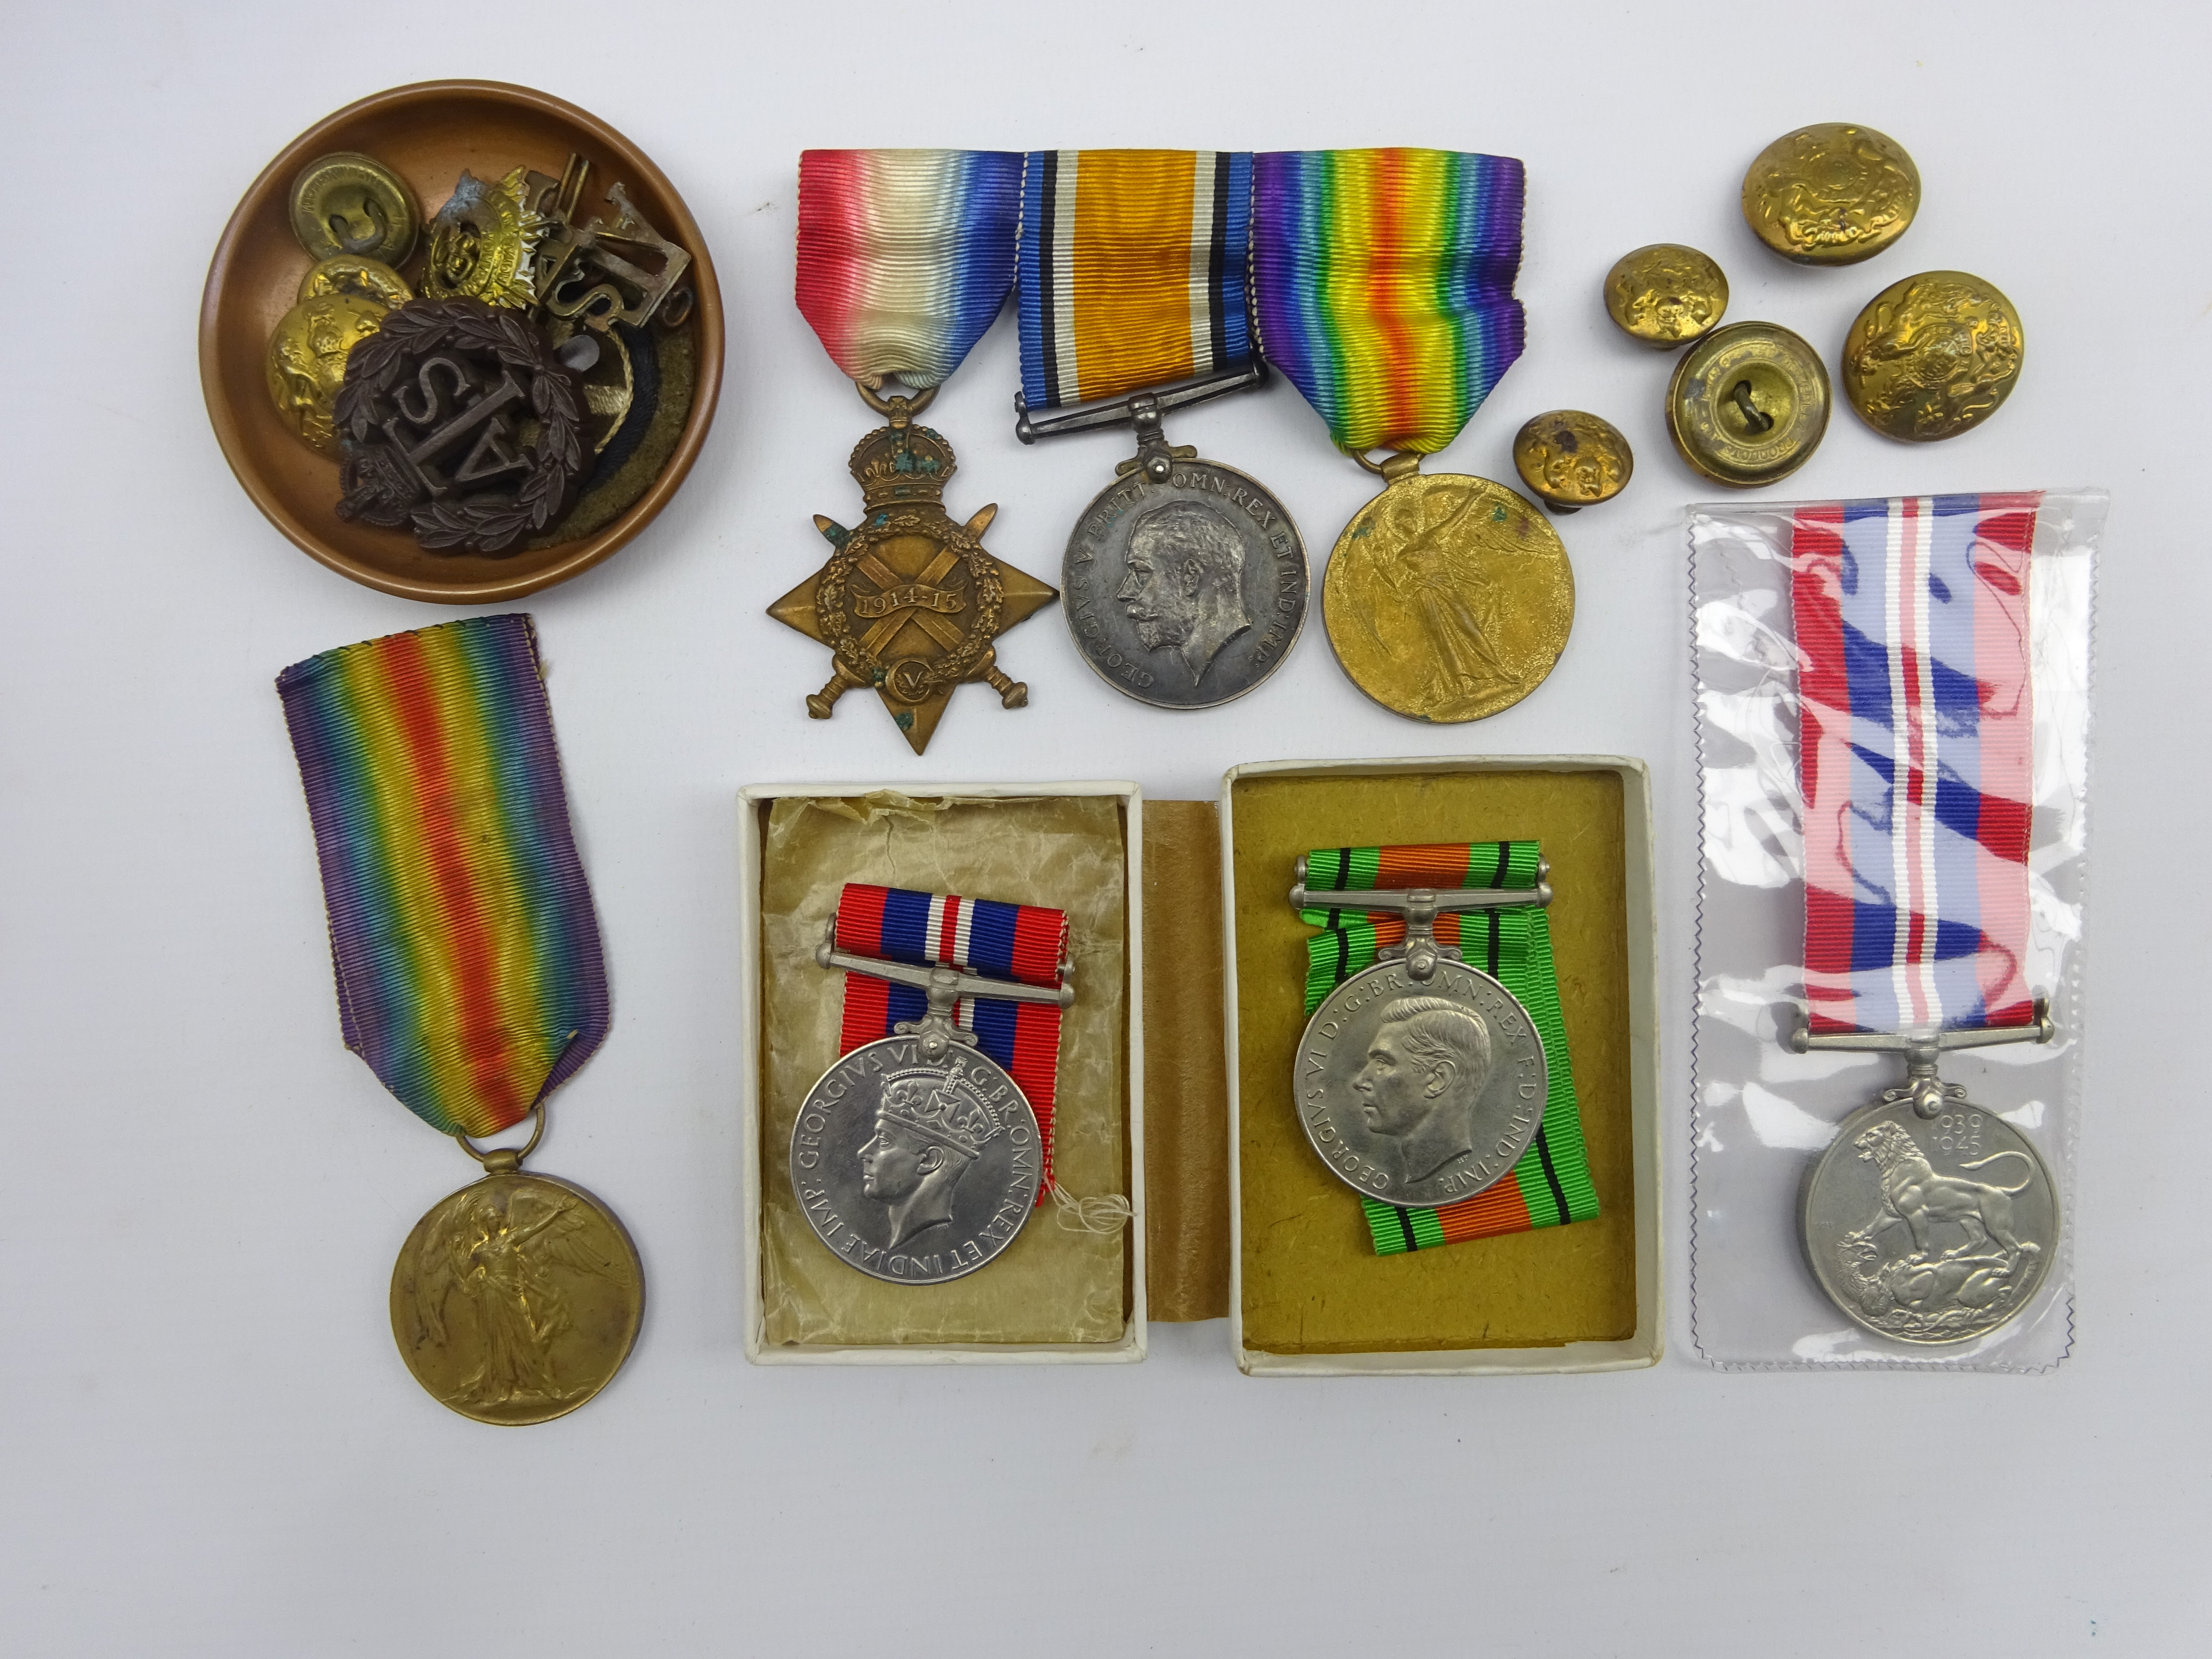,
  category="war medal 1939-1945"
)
[1011,150,1308,709]
[276,615,641,1424]
[1249,149,1574,723]
[792,883,1077,1283]
[1785,493,2060,1344]
[778,150,1057,754]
